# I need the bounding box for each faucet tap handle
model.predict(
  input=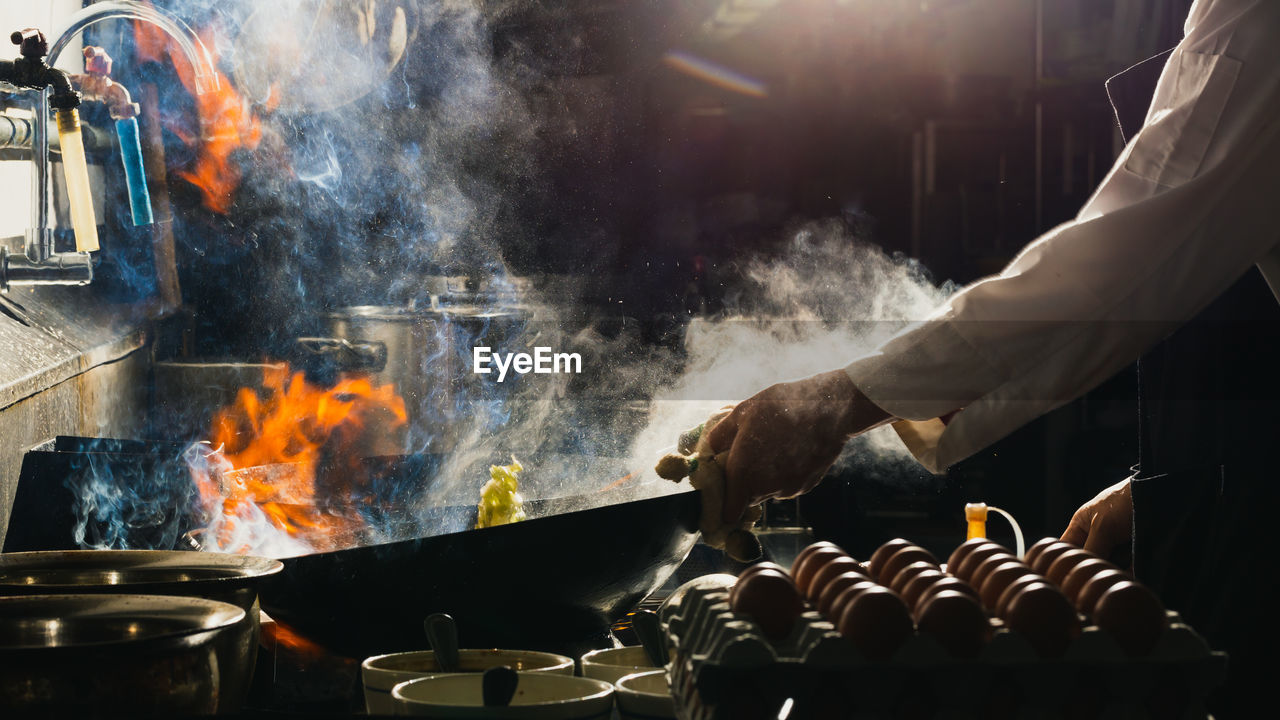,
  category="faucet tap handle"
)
[10,29,48,59]
[83,46,112,76]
